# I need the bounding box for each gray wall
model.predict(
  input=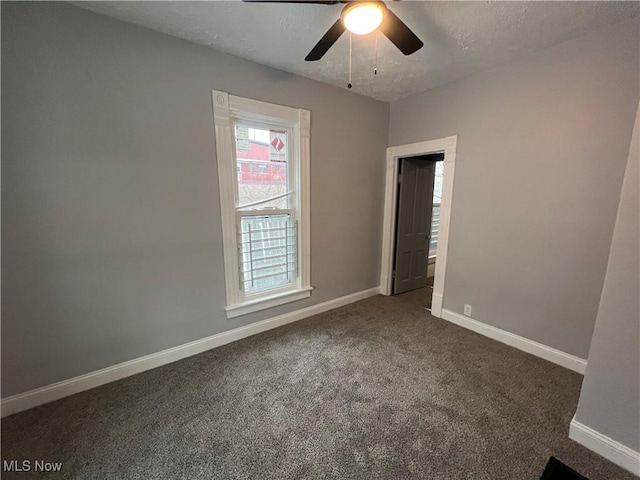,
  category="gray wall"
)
[575,103,640,452]
[1,2,389,397]
[389,18,639,359]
